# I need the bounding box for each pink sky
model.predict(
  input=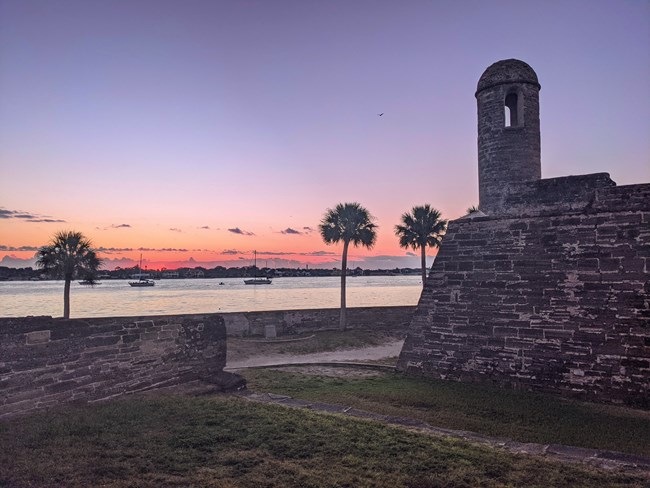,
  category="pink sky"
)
[1,1,649,270]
